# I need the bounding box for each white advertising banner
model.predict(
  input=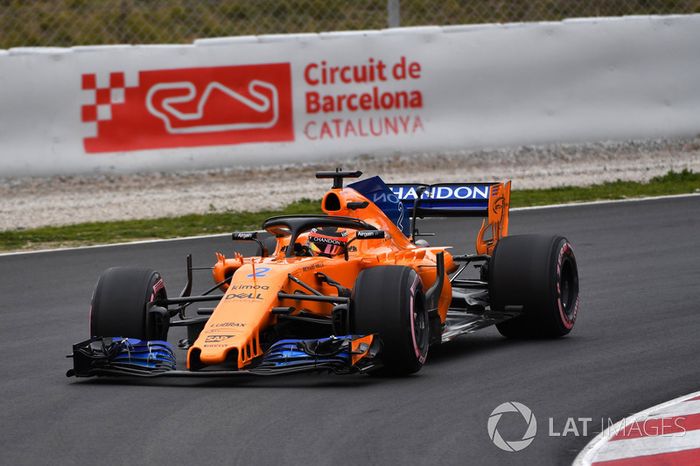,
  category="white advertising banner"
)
[1,14,699,176]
